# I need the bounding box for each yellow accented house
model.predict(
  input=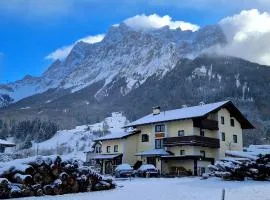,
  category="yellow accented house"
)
[92,100,254,175]
[88,130,140,174]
